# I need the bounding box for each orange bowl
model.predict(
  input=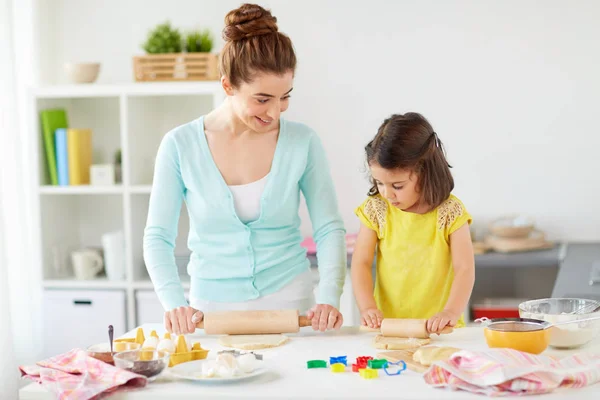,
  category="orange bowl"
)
[484,326,550,354]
